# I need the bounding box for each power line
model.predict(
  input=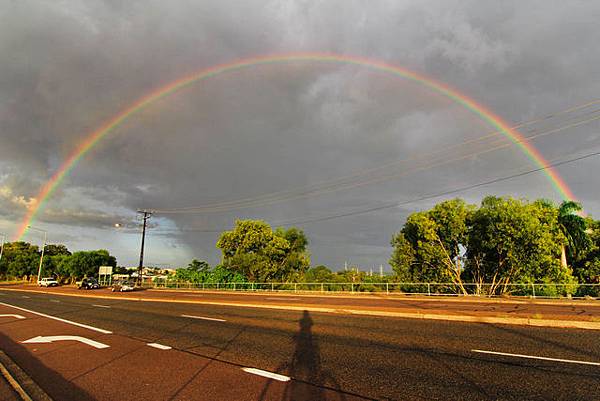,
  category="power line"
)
[153,99,600,214]
[151,146,600,233]
[152,107,600,214]
[272,148,600,226]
